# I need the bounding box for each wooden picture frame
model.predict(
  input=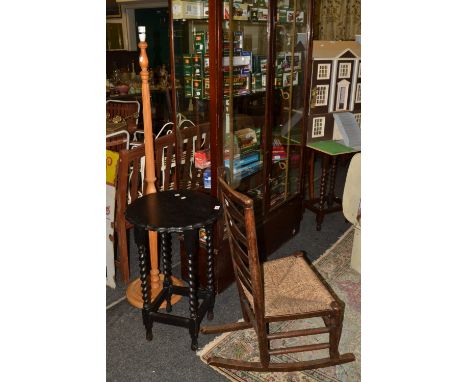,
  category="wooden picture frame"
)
[106,22,125,50]
[106,0,121,18]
